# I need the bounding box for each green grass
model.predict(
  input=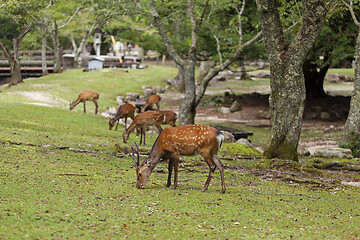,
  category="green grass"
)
[1,66,360,239]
